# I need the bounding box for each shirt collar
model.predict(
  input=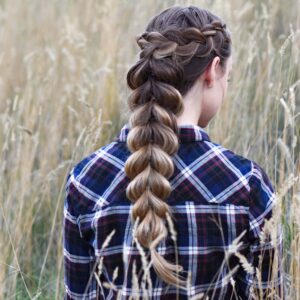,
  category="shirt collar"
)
[116,122,211,143]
